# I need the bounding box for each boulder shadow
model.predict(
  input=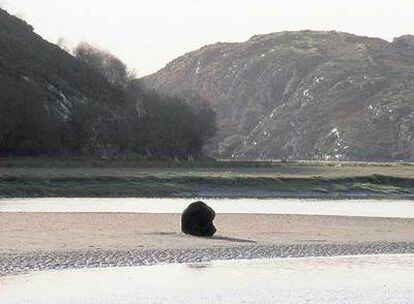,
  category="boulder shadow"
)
[210,235,256,244]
